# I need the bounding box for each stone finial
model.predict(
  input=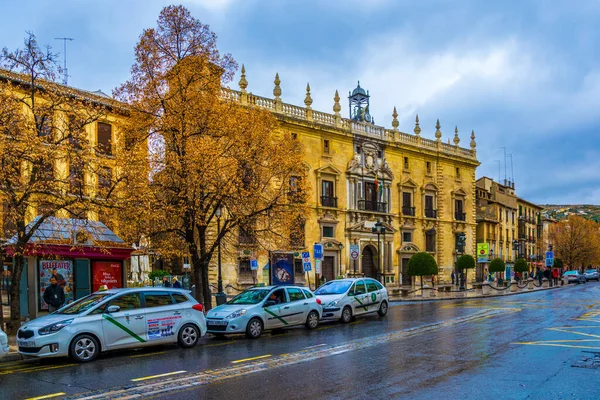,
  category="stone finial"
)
[414,114,421,136]
[304,83,313,109]
[333,90,341,115]
[238,64,248,93]
[435,119,442,141]
[453,126,460,145]
[273,73,282,99]
[470,130,476,149]
[392,107,399,131]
